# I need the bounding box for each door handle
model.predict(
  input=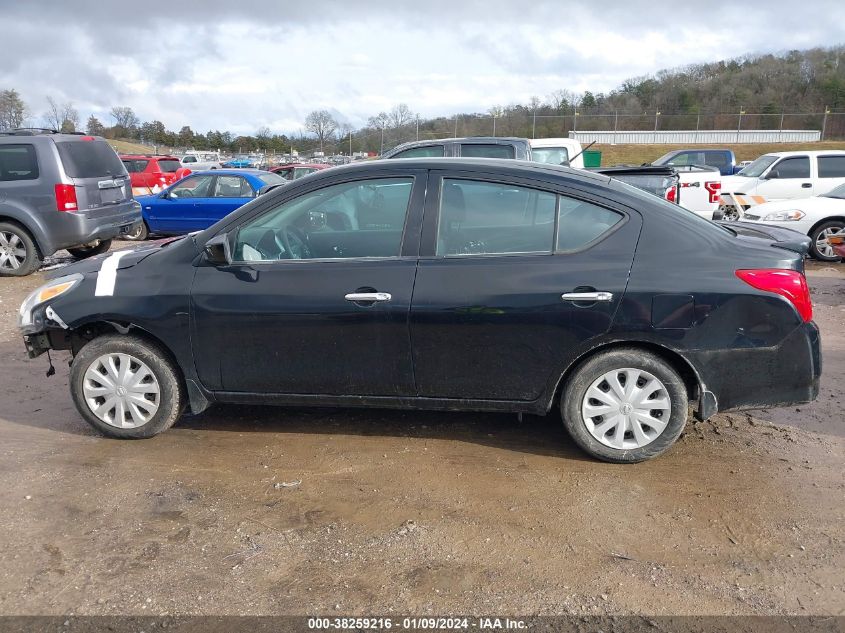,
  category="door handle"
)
[801,183,812,188]
[344,292,392,302]
[561,291,613,302]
